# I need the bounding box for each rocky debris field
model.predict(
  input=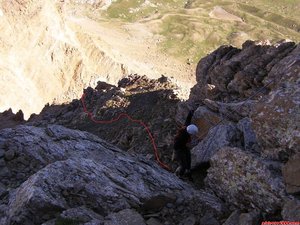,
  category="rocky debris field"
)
[0,40,300,224]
